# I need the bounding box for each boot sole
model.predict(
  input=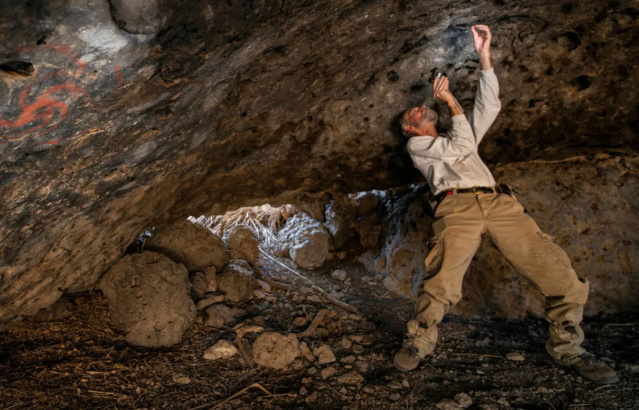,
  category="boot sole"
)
[551,357,620,385]
[393,359,420,372]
